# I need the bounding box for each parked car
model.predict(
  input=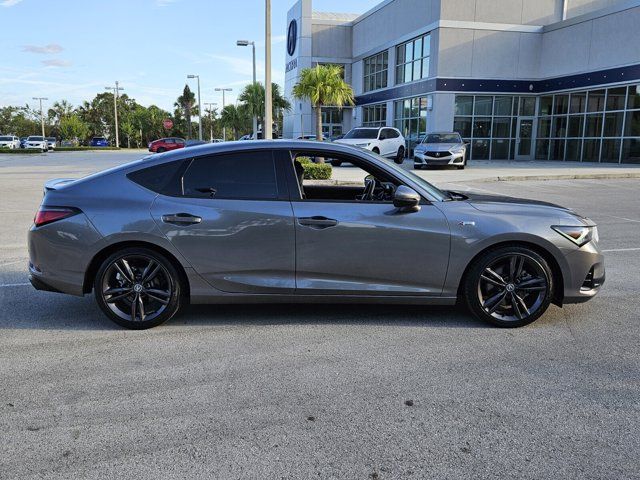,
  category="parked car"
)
[414,132,467,170]
[28,140,603,330]
[296,135,317,141]
[148,137,185,153]
[45,137,57,150]
[90,137,110,147]
[20,137,28,148]
[0,135,21,149]
[185,139,207,148]
[211,138,224,143]
[61,138,80,147]
[334,127,405,164]
[24,136,48,151]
